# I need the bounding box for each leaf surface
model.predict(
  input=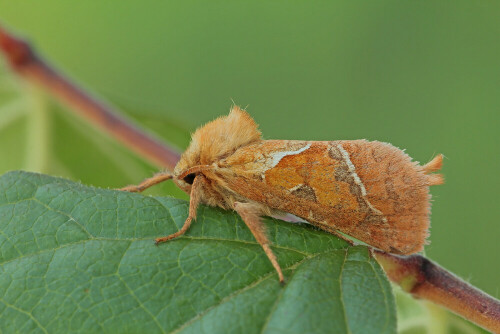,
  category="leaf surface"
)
[0,171,396,333]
